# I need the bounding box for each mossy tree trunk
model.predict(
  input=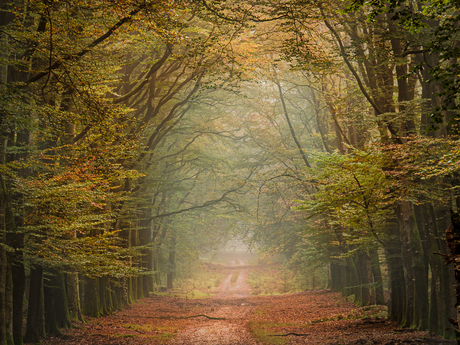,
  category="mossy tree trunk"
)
[82,276,100,318]
[67,272,83,322]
